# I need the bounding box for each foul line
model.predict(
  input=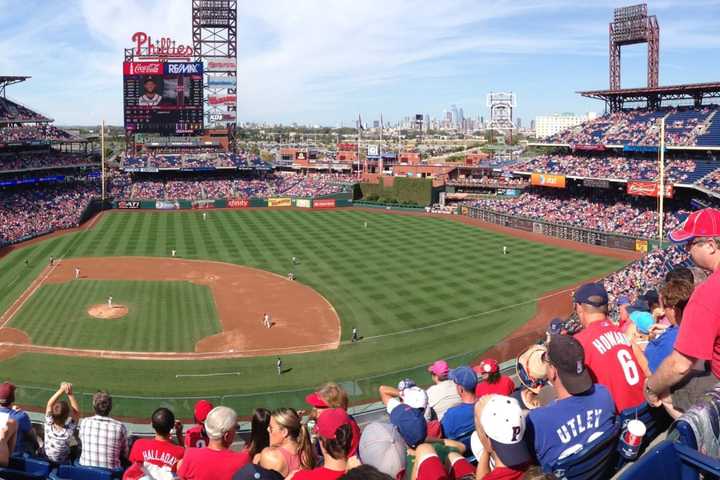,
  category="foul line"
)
[176,372,242,378]
[0,261,61,330]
